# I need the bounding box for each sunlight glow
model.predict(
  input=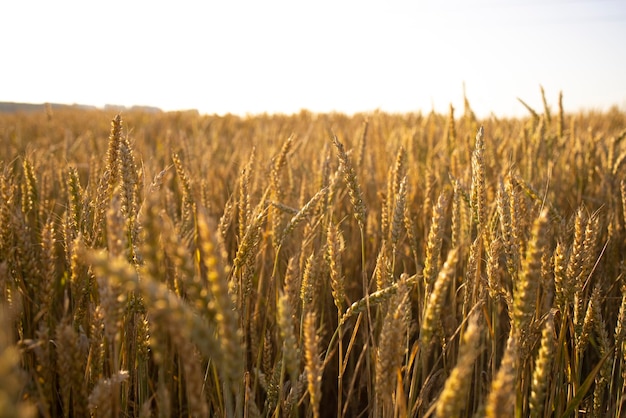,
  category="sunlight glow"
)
[2,0,625,117]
